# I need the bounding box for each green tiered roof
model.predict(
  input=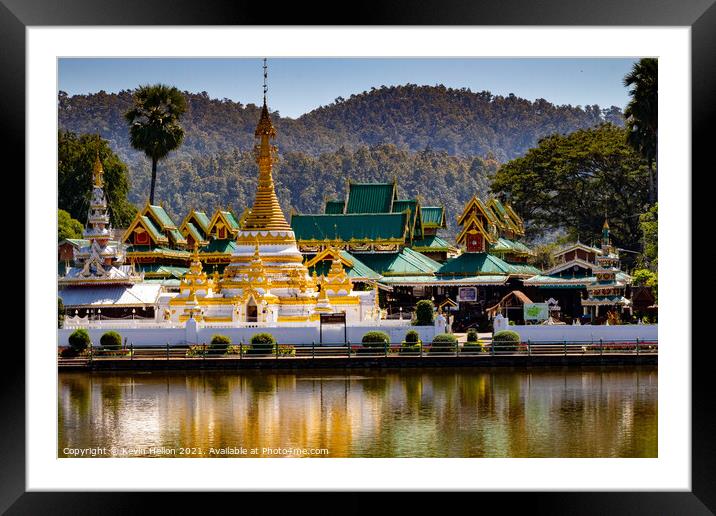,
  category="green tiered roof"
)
[437,252,540,276]
[324,200,345,214]
[345,183,397,214]
[291,213,409,242]
[411,235,456,252]
[219,210,241,230]
[201,239,239,254]
[147,205,178,229]
[139,216,165,243]
[420,206,446,228]
[192,211,211,233]
[491,237,532,255]
[184,222,204,244]
[307,250,382,280]
[353,247,441,276]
